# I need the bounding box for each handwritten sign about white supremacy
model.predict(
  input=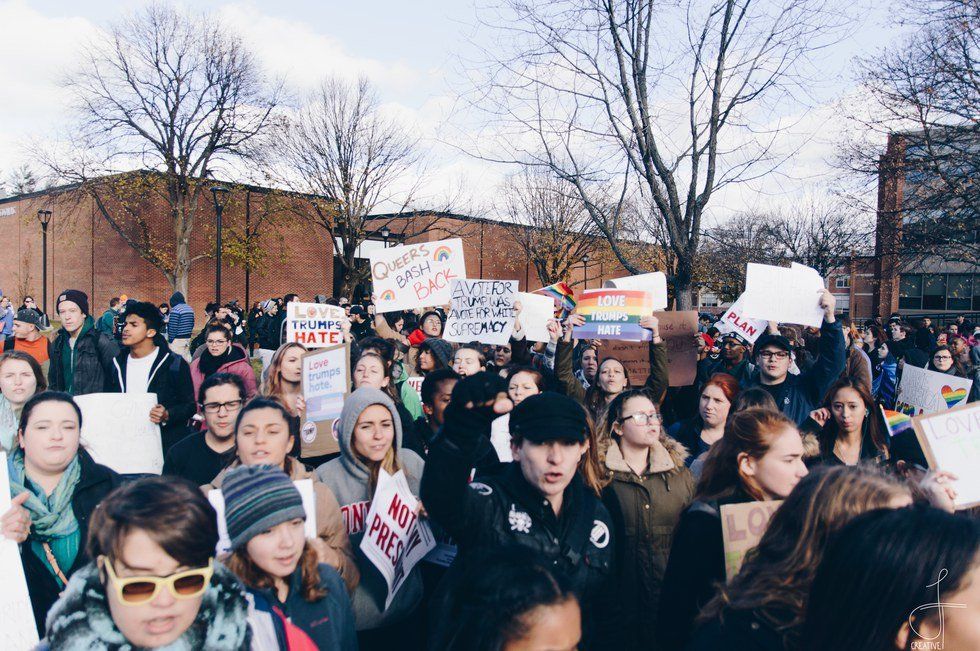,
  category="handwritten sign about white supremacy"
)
[74,392,163,474]
[603,272,669,311]
[360,469,435,608]
[913,403,980,510]
[0,451,40,650]
[286,302,346,348]
[370,238,467,313]
[301,344,350,457]
[209,479,318,556]
[740,262,826,328]
[444,279,518,346]
[895,365,972,416]
[714,296,768,344]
